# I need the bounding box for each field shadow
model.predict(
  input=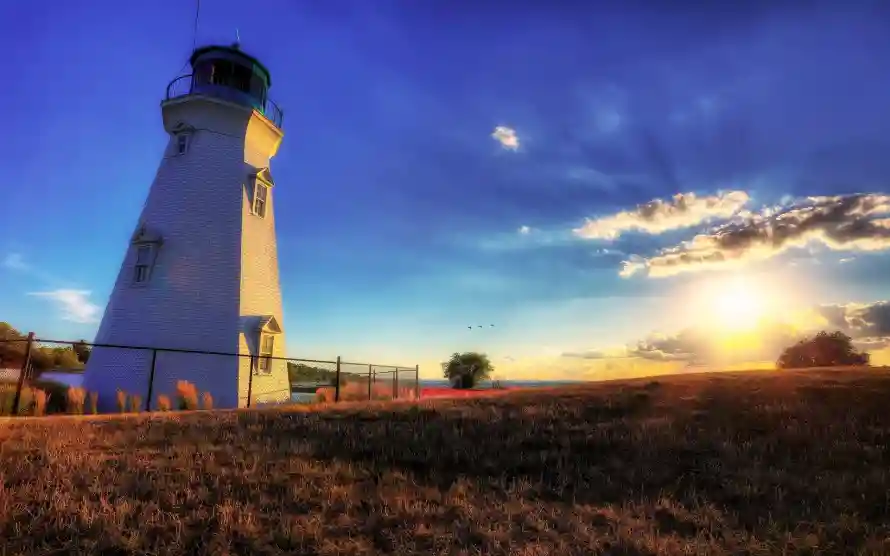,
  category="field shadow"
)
[74,371,890,544]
